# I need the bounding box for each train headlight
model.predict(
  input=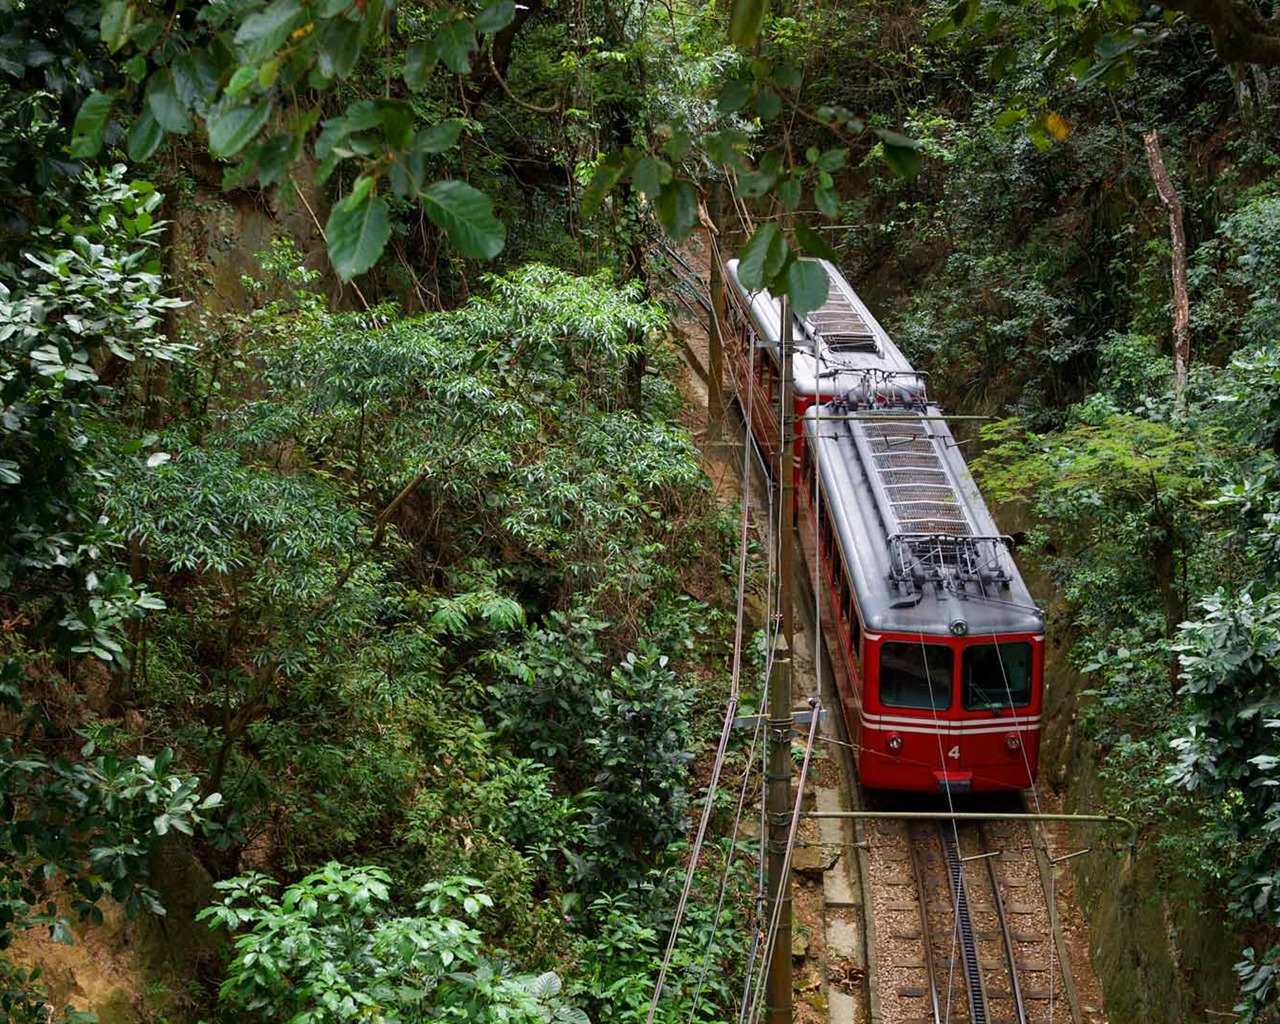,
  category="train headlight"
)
[887,733,903,751]
[950,617,968,636]
[1005,733,1021,751]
